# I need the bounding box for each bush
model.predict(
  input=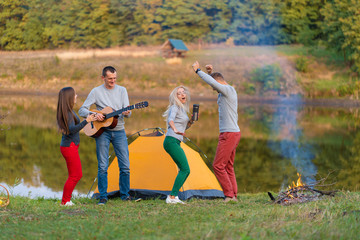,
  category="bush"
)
[337,81,360,97]
[295,56,309,72]
[242,82,256,95]
[16,73,24,81]
[250,64,282,92]
[337,84,352,97]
